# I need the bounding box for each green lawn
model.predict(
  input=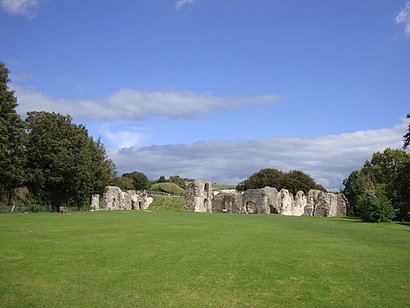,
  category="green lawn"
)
[1,199,409,307]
